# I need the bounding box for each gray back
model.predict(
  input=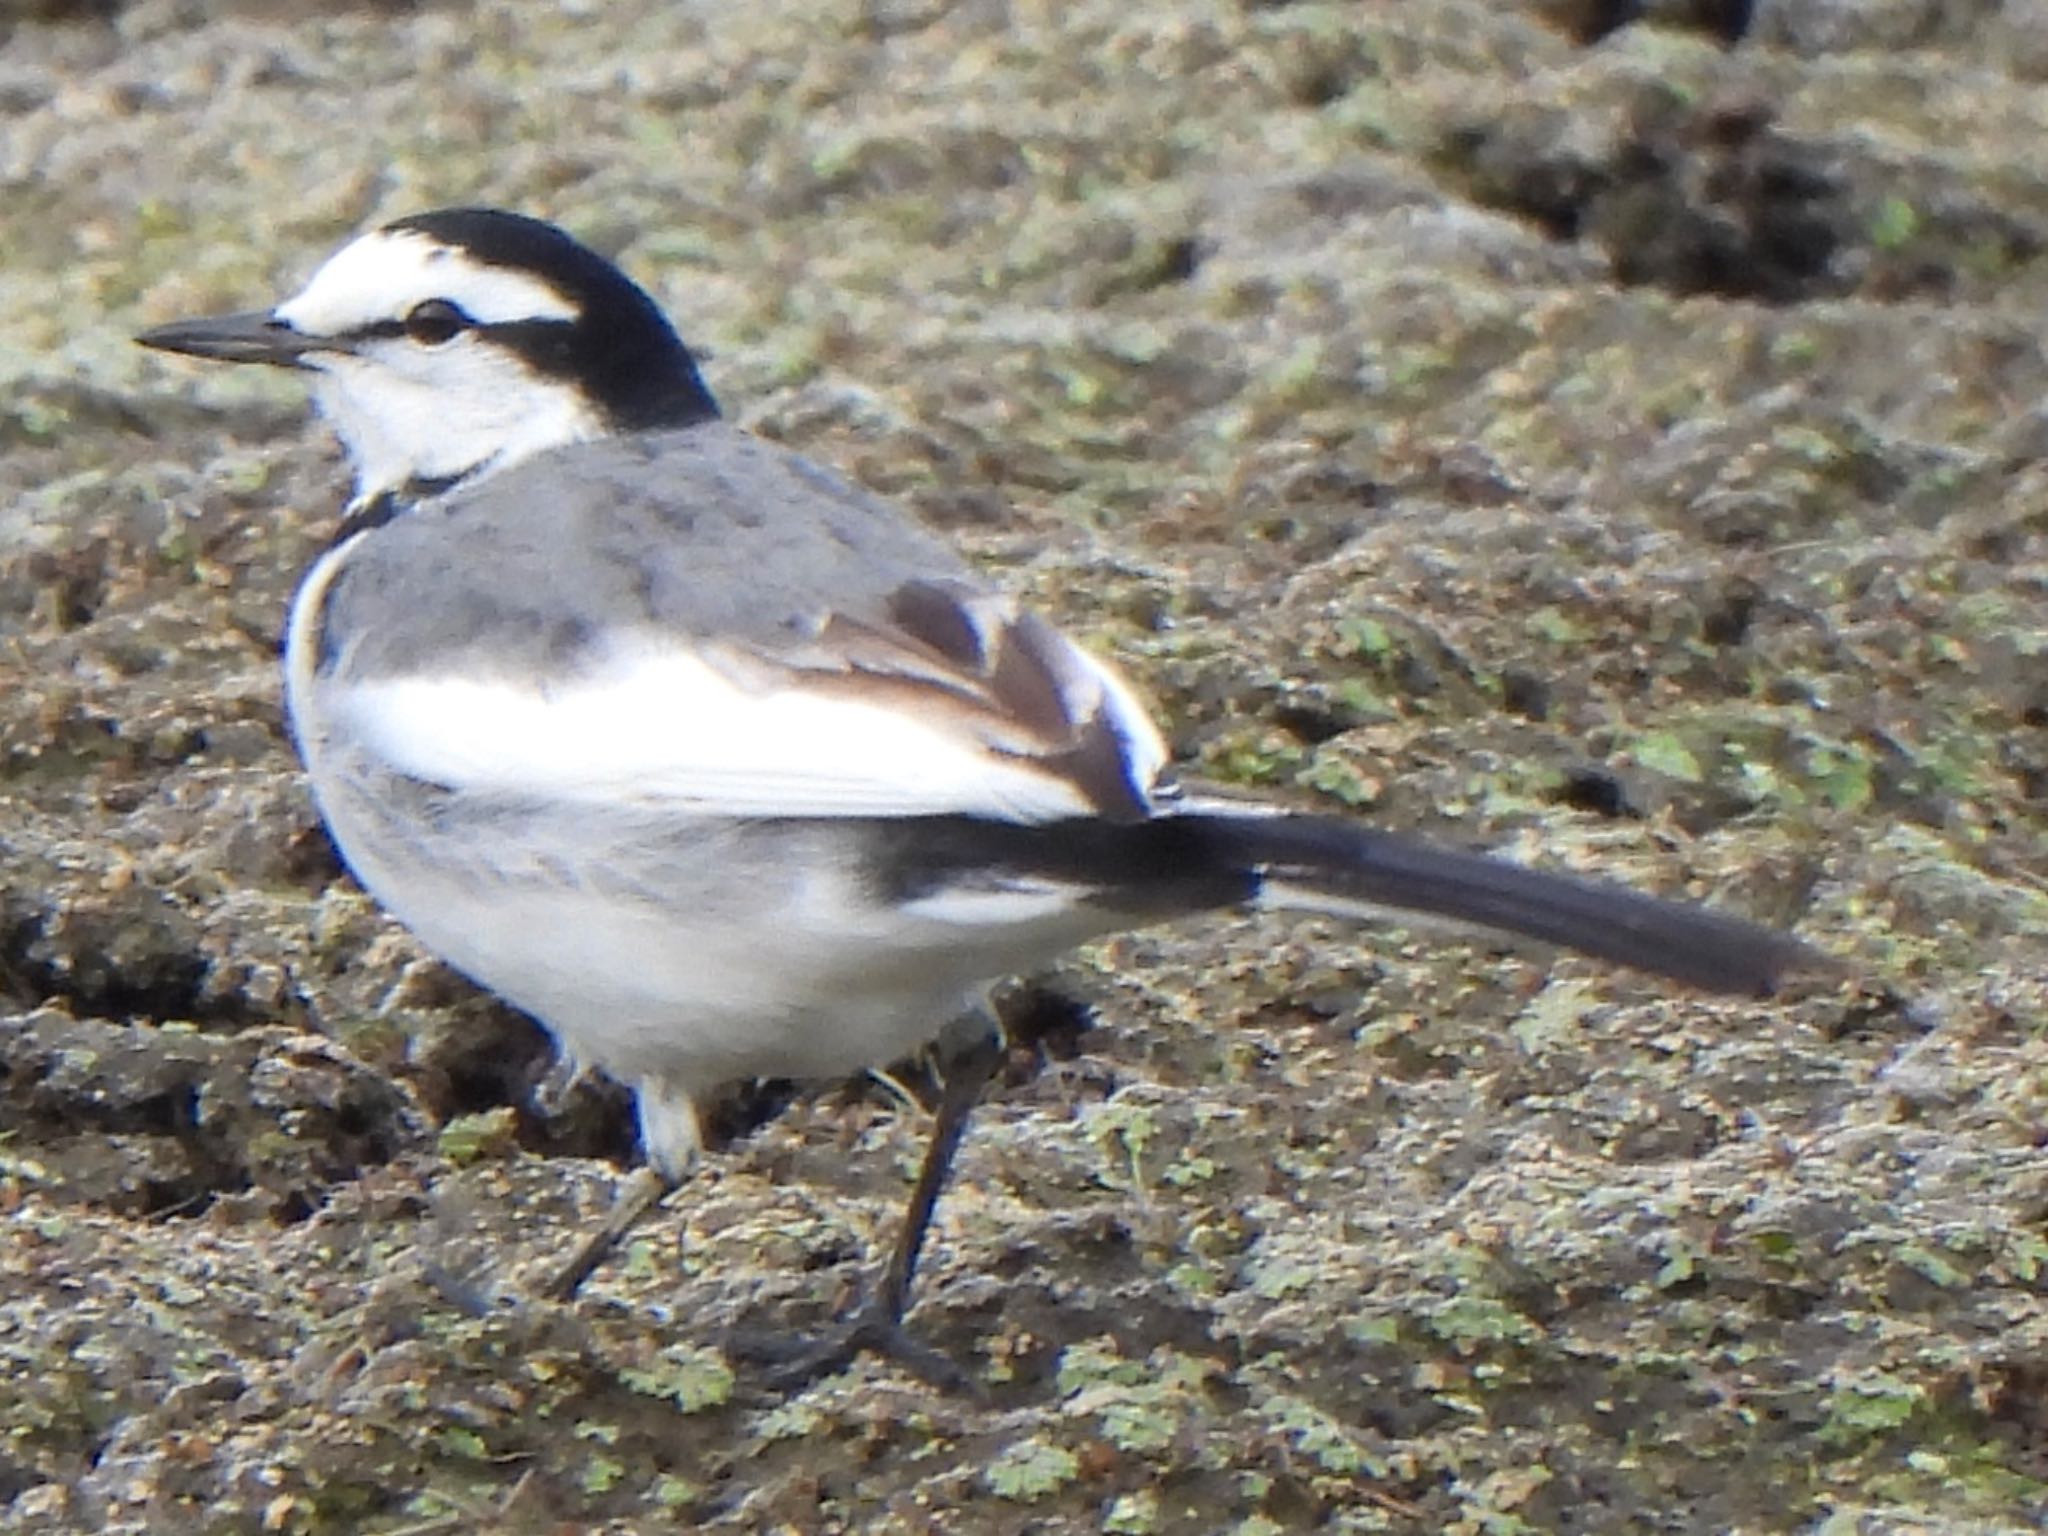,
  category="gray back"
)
[314,424,978,684]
